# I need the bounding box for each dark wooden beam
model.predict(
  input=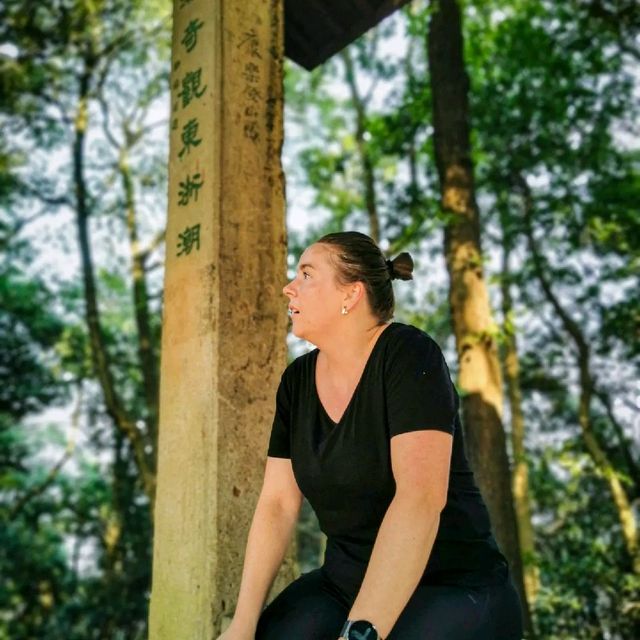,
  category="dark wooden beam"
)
[284,0,412,70]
